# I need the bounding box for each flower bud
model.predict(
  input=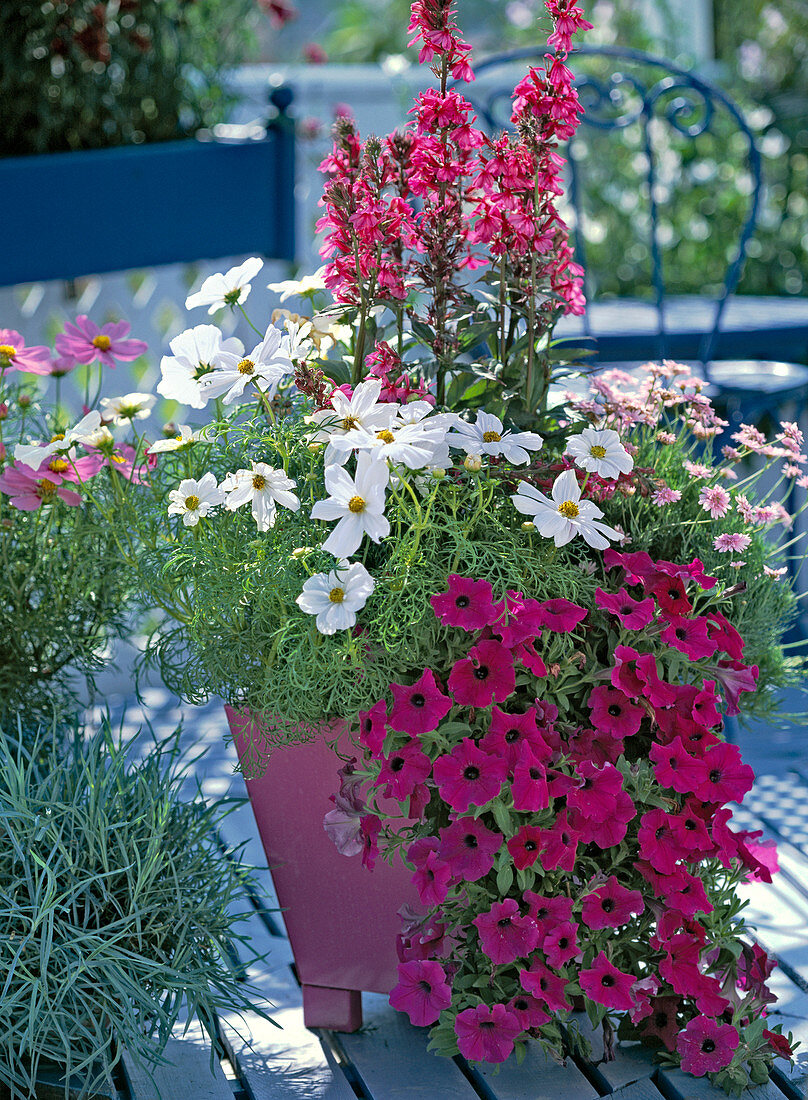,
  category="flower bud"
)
[307,441,322,453]
[464,454,482,472]
[0,403,7,420]
[521,521,536,531]
[291,546,314,559]
[18,394,32,409]
[429,467,446,480]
